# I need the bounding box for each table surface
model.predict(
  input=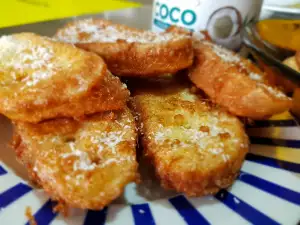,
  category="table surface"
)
[0,0,141,29]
